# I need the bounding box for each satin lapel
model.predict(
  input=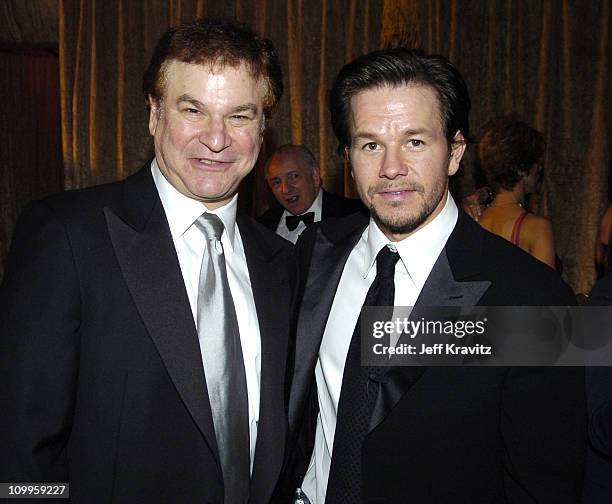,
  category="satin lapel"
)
[416,249,491,307]
[104,171,219,466]
[368,225,492,433]
[288,223,365,429]
[237,215,289,504]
